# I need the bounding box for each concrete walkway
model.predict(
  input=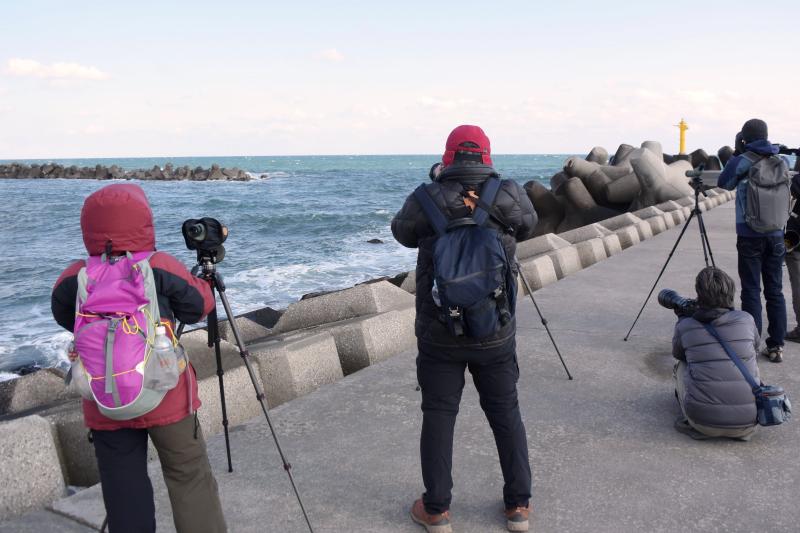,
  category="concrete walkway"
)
[8,201,800,532]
